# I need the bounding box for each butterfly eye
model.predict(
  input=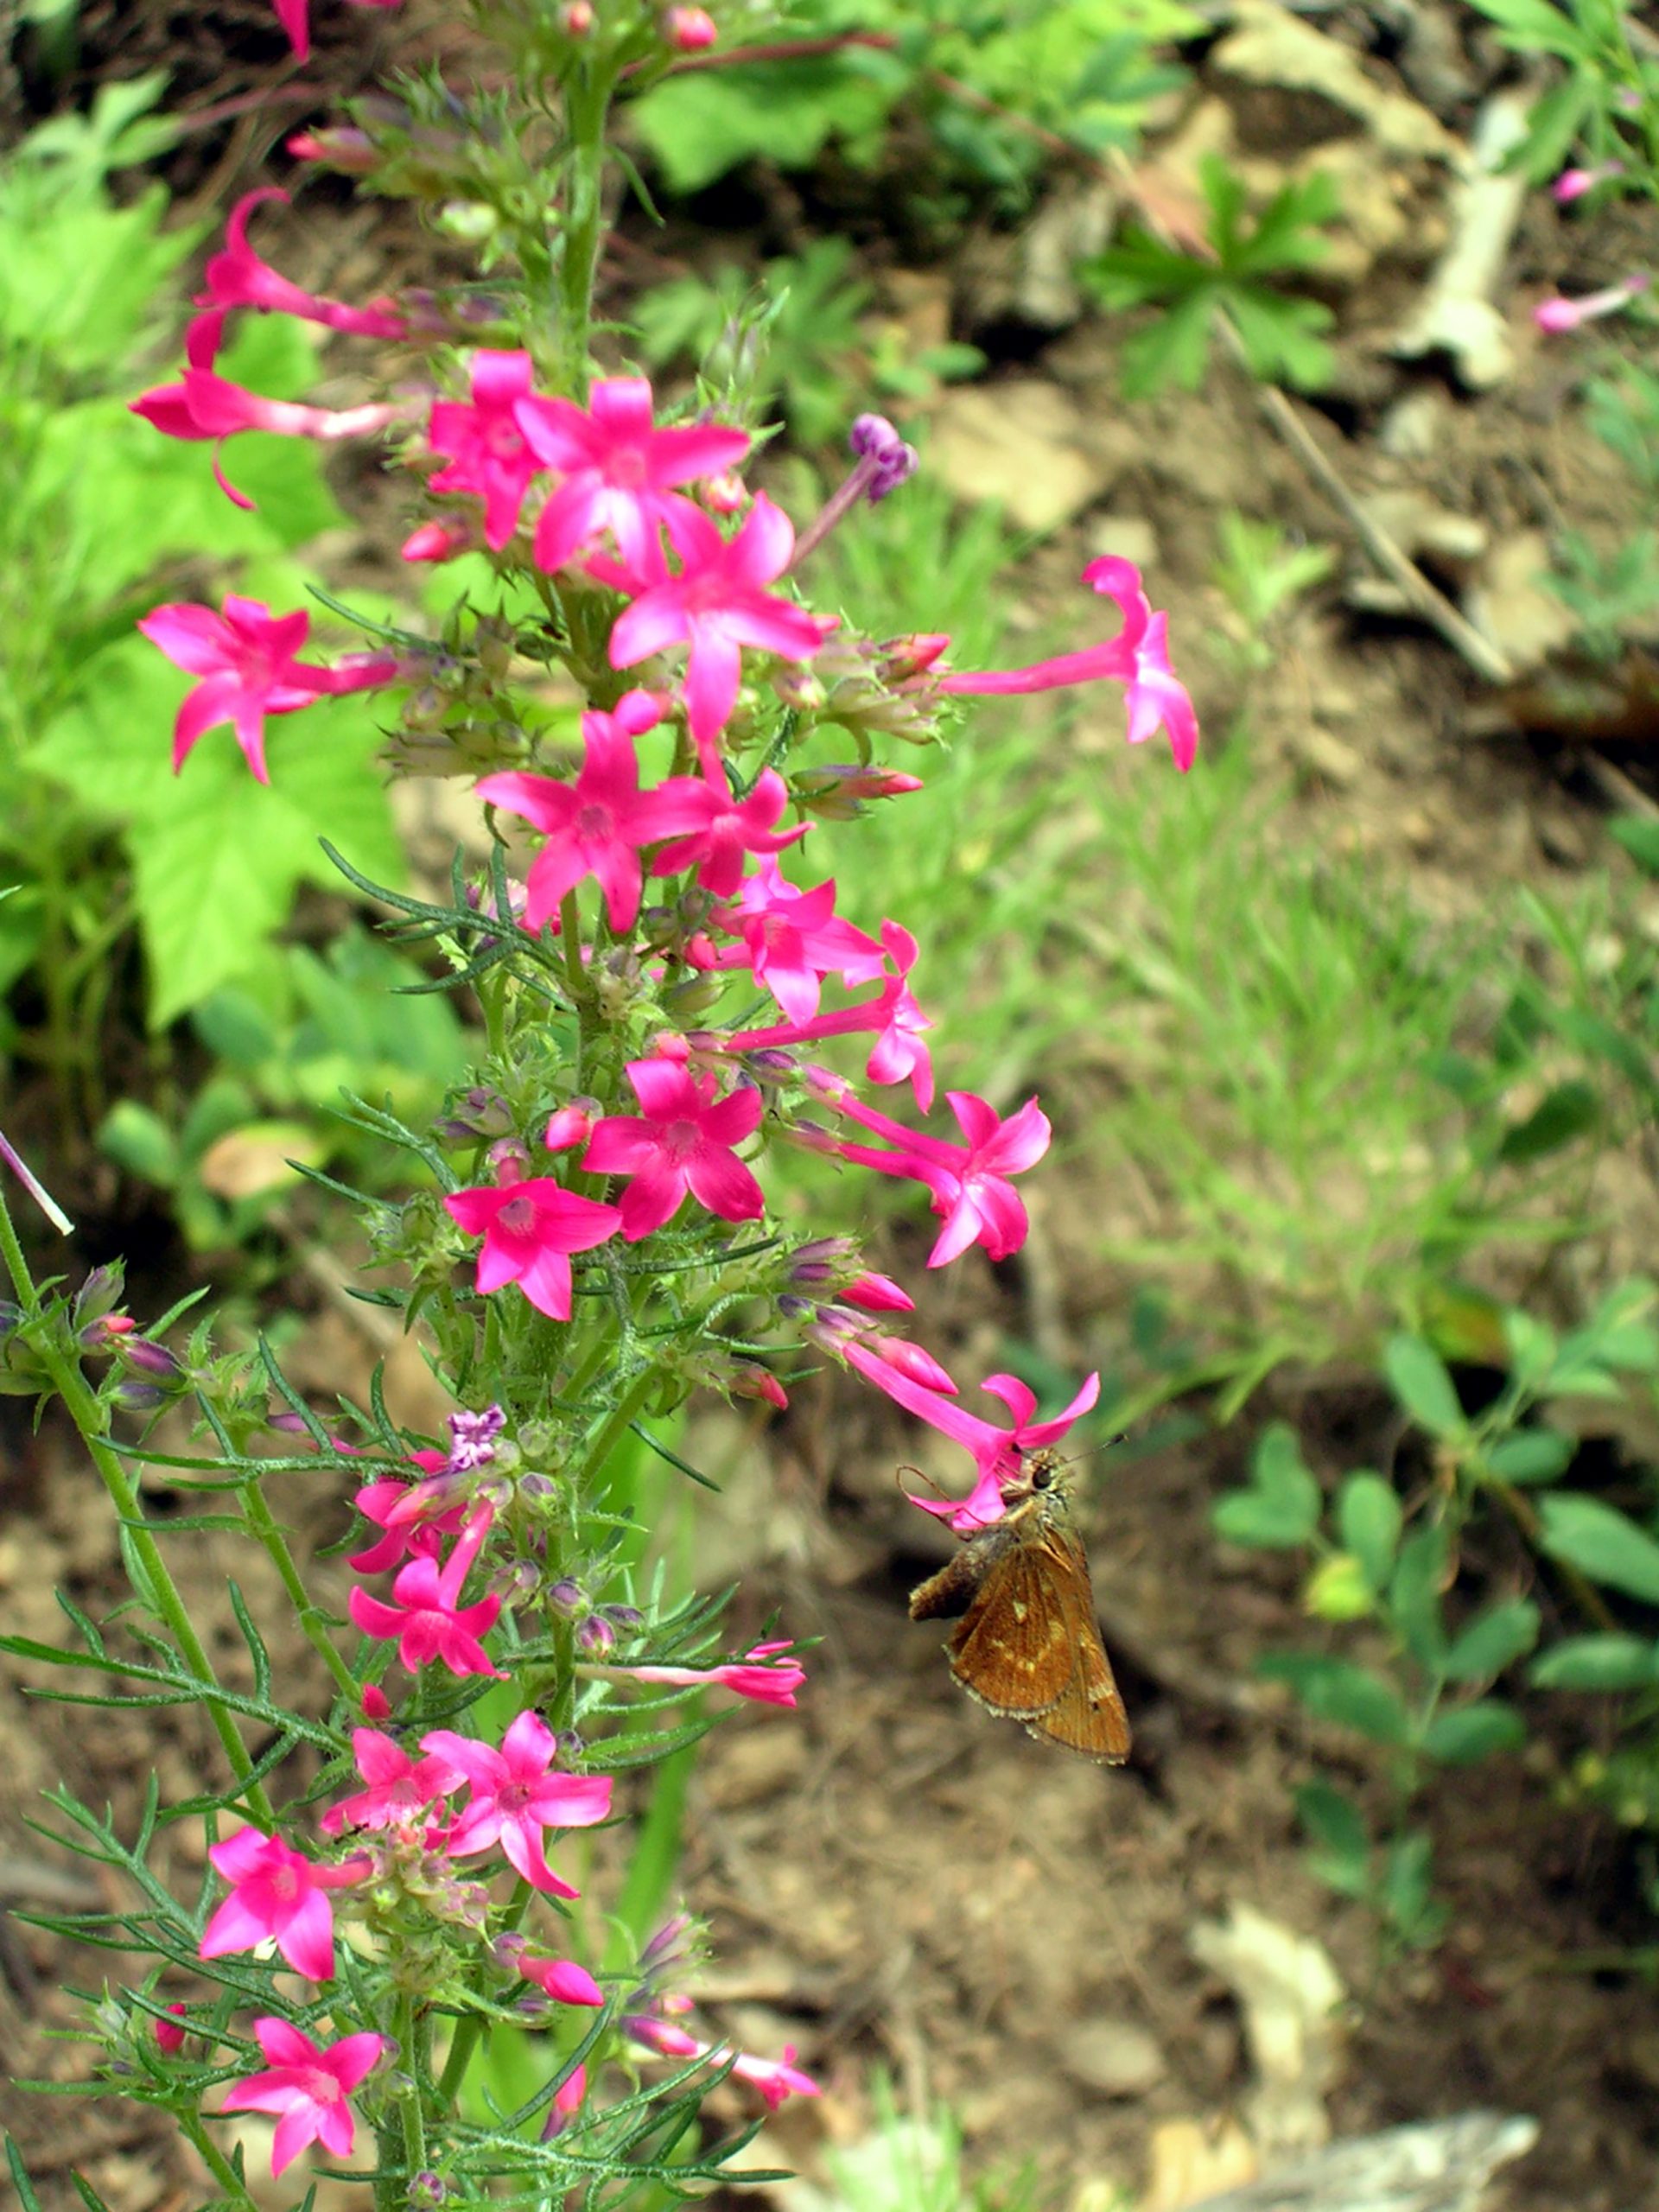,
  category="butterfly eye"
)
[1030,1461,1054,1491]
